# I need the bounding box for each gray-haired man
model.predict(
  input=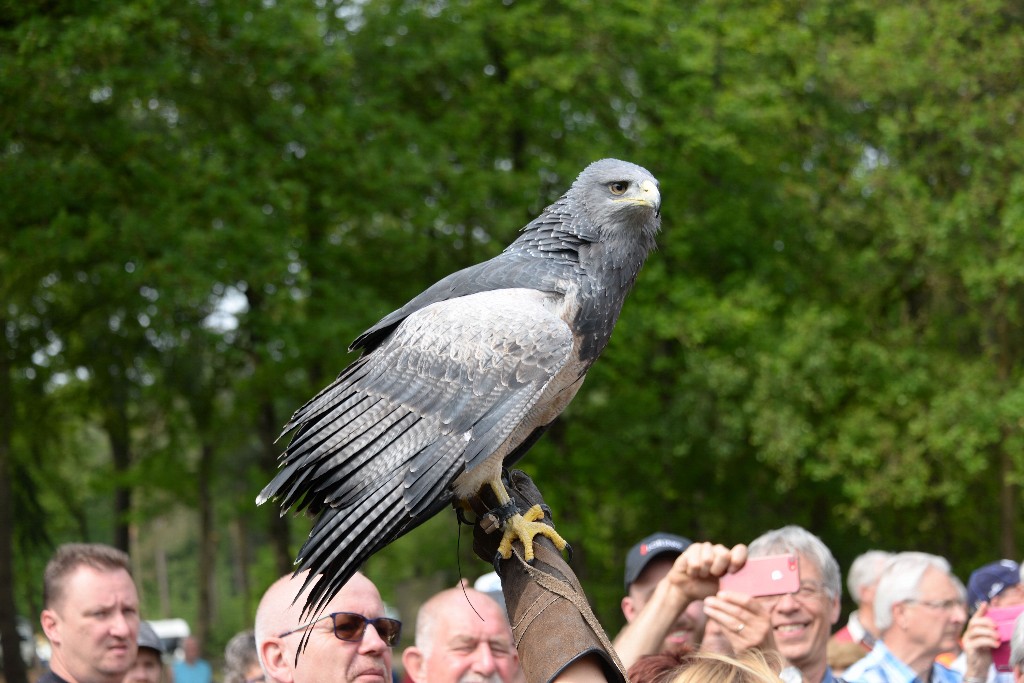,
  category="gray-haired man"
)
[702,525,842,683]
[831,551,893,651]
[1009,613,1024,683]
[844,552,967,683]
